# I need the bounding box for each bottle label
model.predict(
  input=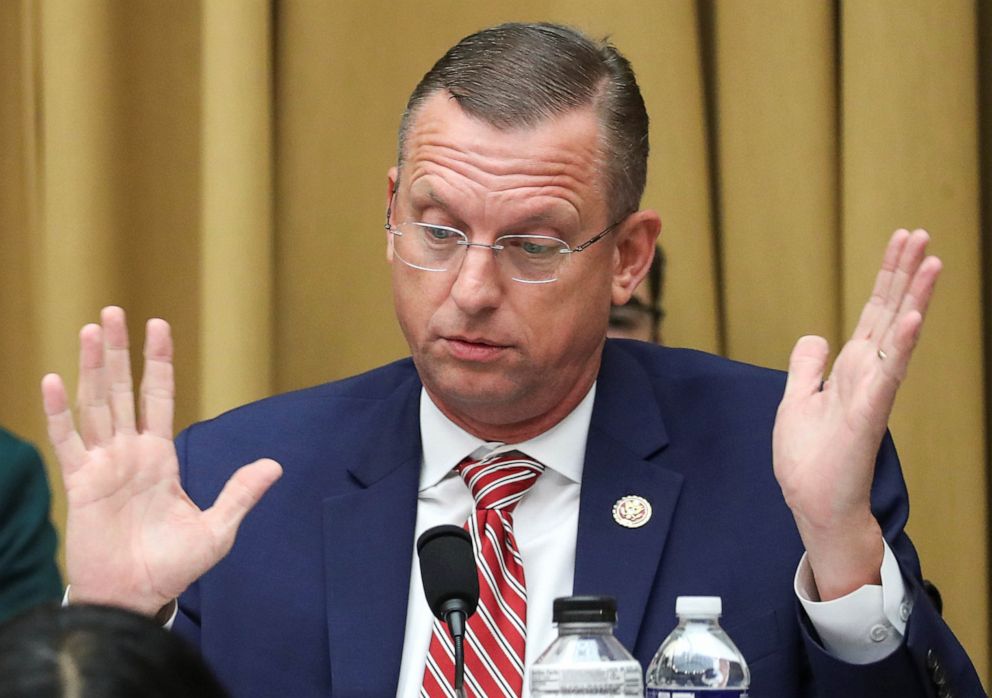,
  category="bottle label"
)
[530,661,643,695]
[646,688,747,698]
